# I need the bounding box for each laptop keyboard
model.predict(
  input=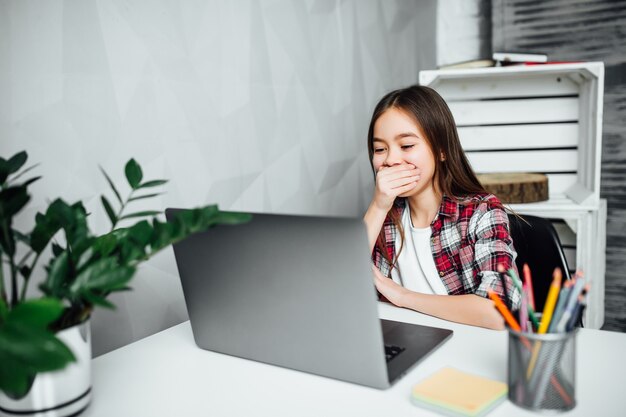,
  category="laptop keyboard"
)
[385,344,406,363]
